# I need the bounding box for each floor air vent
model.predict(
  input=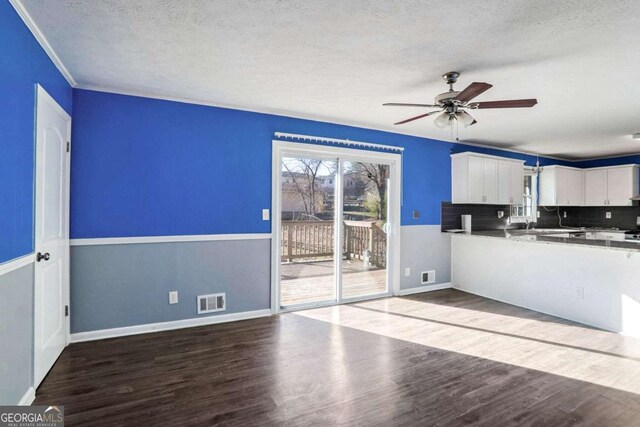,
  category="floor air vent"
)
[197,293,226,314]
